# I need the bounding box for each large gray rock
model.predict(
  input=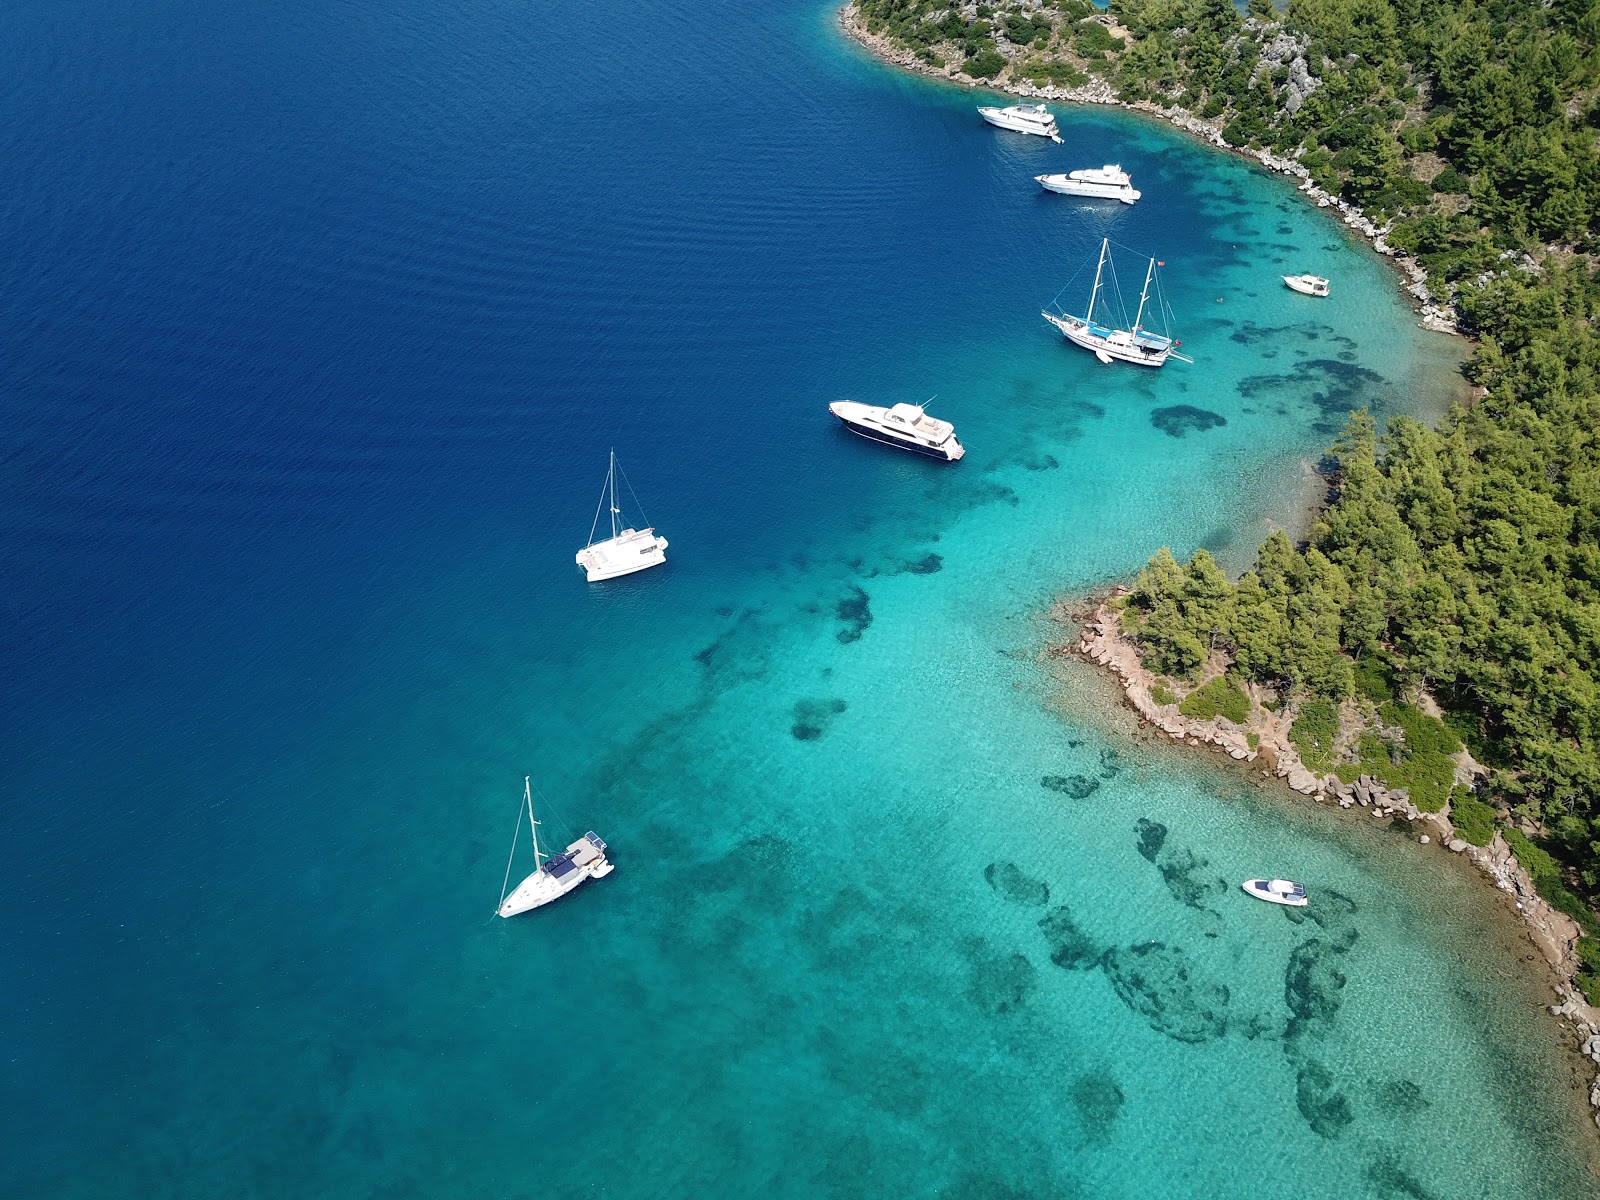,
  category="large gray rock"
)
[1287,766,1320,794]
